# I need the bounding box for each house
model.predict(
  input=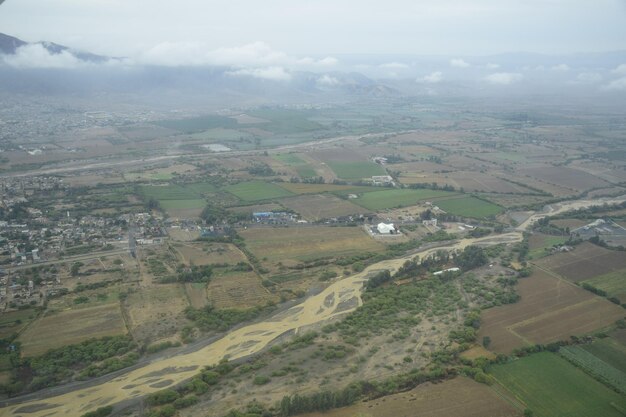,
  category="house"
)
[371,175,394,185]
[422,219,438,227]
[433,267,460,276]
[377,222,396,234]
